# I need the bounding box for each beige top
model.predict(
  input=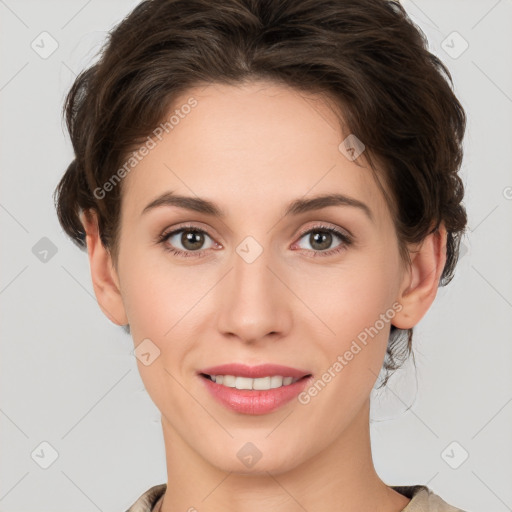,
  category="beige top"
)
[125,483,469,512]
